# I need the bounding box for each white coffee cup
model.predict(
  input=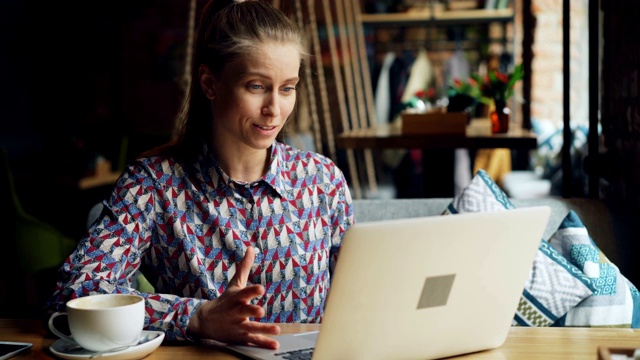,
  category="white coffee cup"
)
[48,293,145,352]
